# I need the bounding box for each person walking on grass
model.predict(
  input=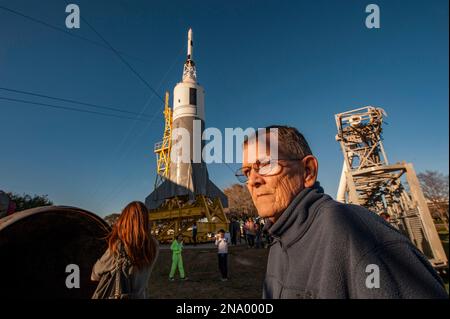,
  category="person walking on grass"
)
[255,221,262,248]
[232,218,241,245]
[215,229,229,281]
[245,218,256,248]
[192,222,198,246]
[169,235,187,281]
[238,218,244,244]
[229,217,237,245]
